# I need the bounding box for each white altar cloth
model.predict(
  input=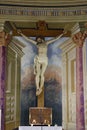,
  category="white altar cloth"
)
[19,126,41,130]
[19,126,62,130]
[42,126,62,130]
